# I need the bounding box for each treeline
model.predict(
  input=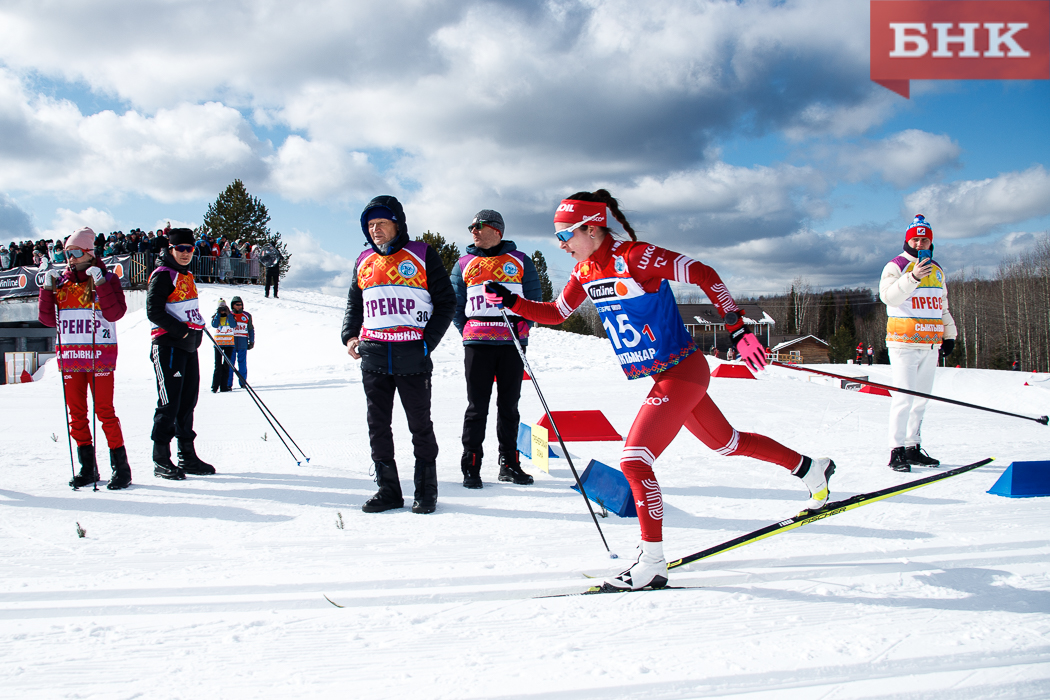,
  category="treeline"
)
[753,232,1050,370]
